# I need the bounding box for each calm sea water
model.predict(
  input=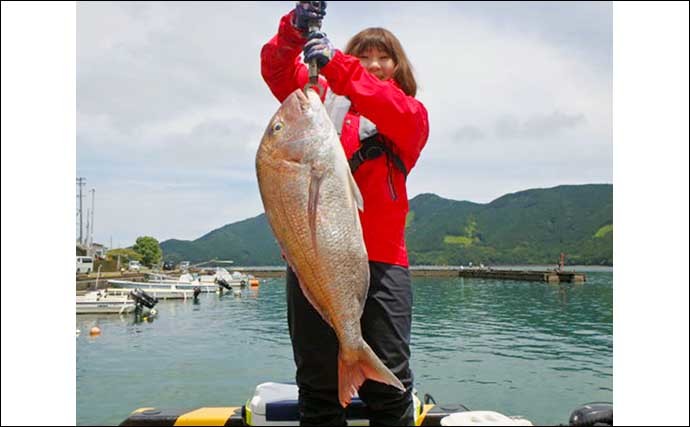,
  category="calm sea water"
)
[76,268,612,426]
